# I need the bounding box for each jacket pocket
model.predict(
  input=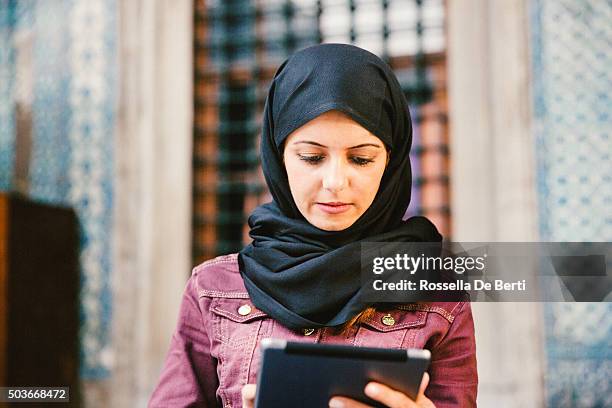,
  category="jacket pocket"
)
[354,307,427,349]
[210,297,270,348]
[208,297,271,406]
